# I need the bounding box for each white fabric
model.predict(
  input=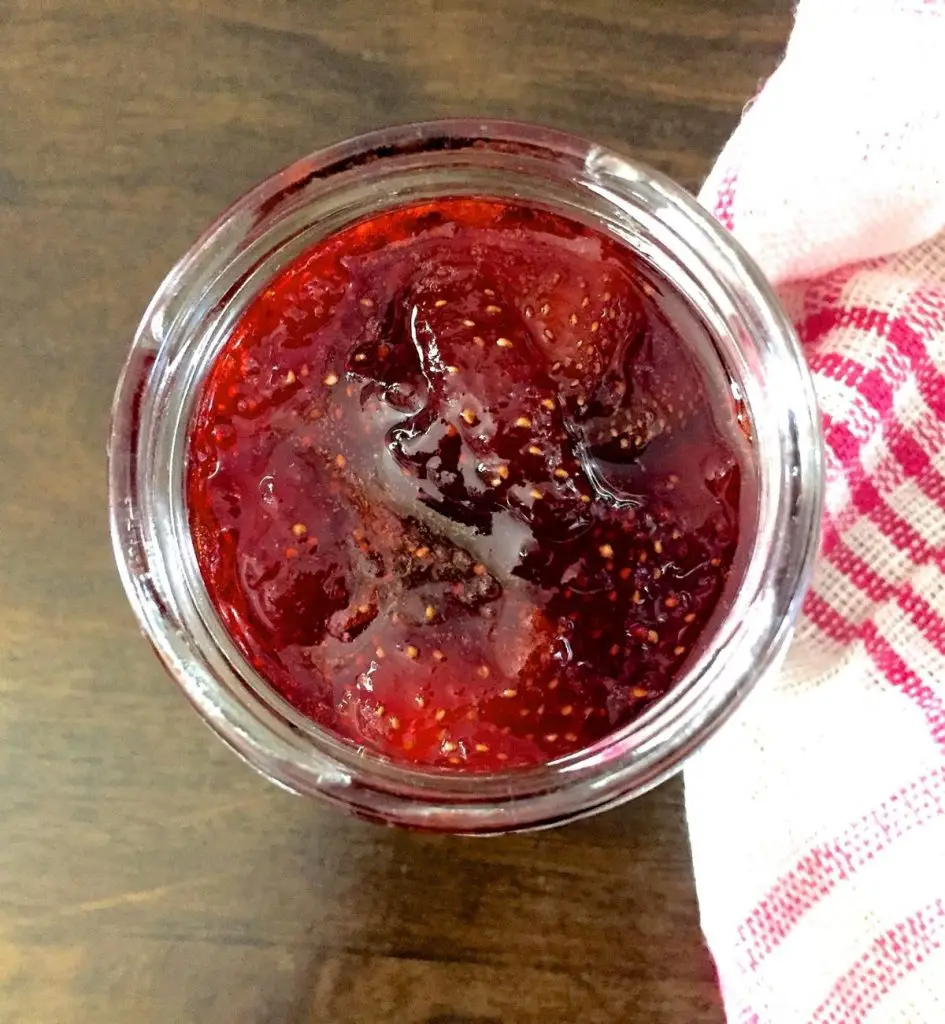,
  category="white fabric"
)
[687,2,945,1021]
[701,0,945,284]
